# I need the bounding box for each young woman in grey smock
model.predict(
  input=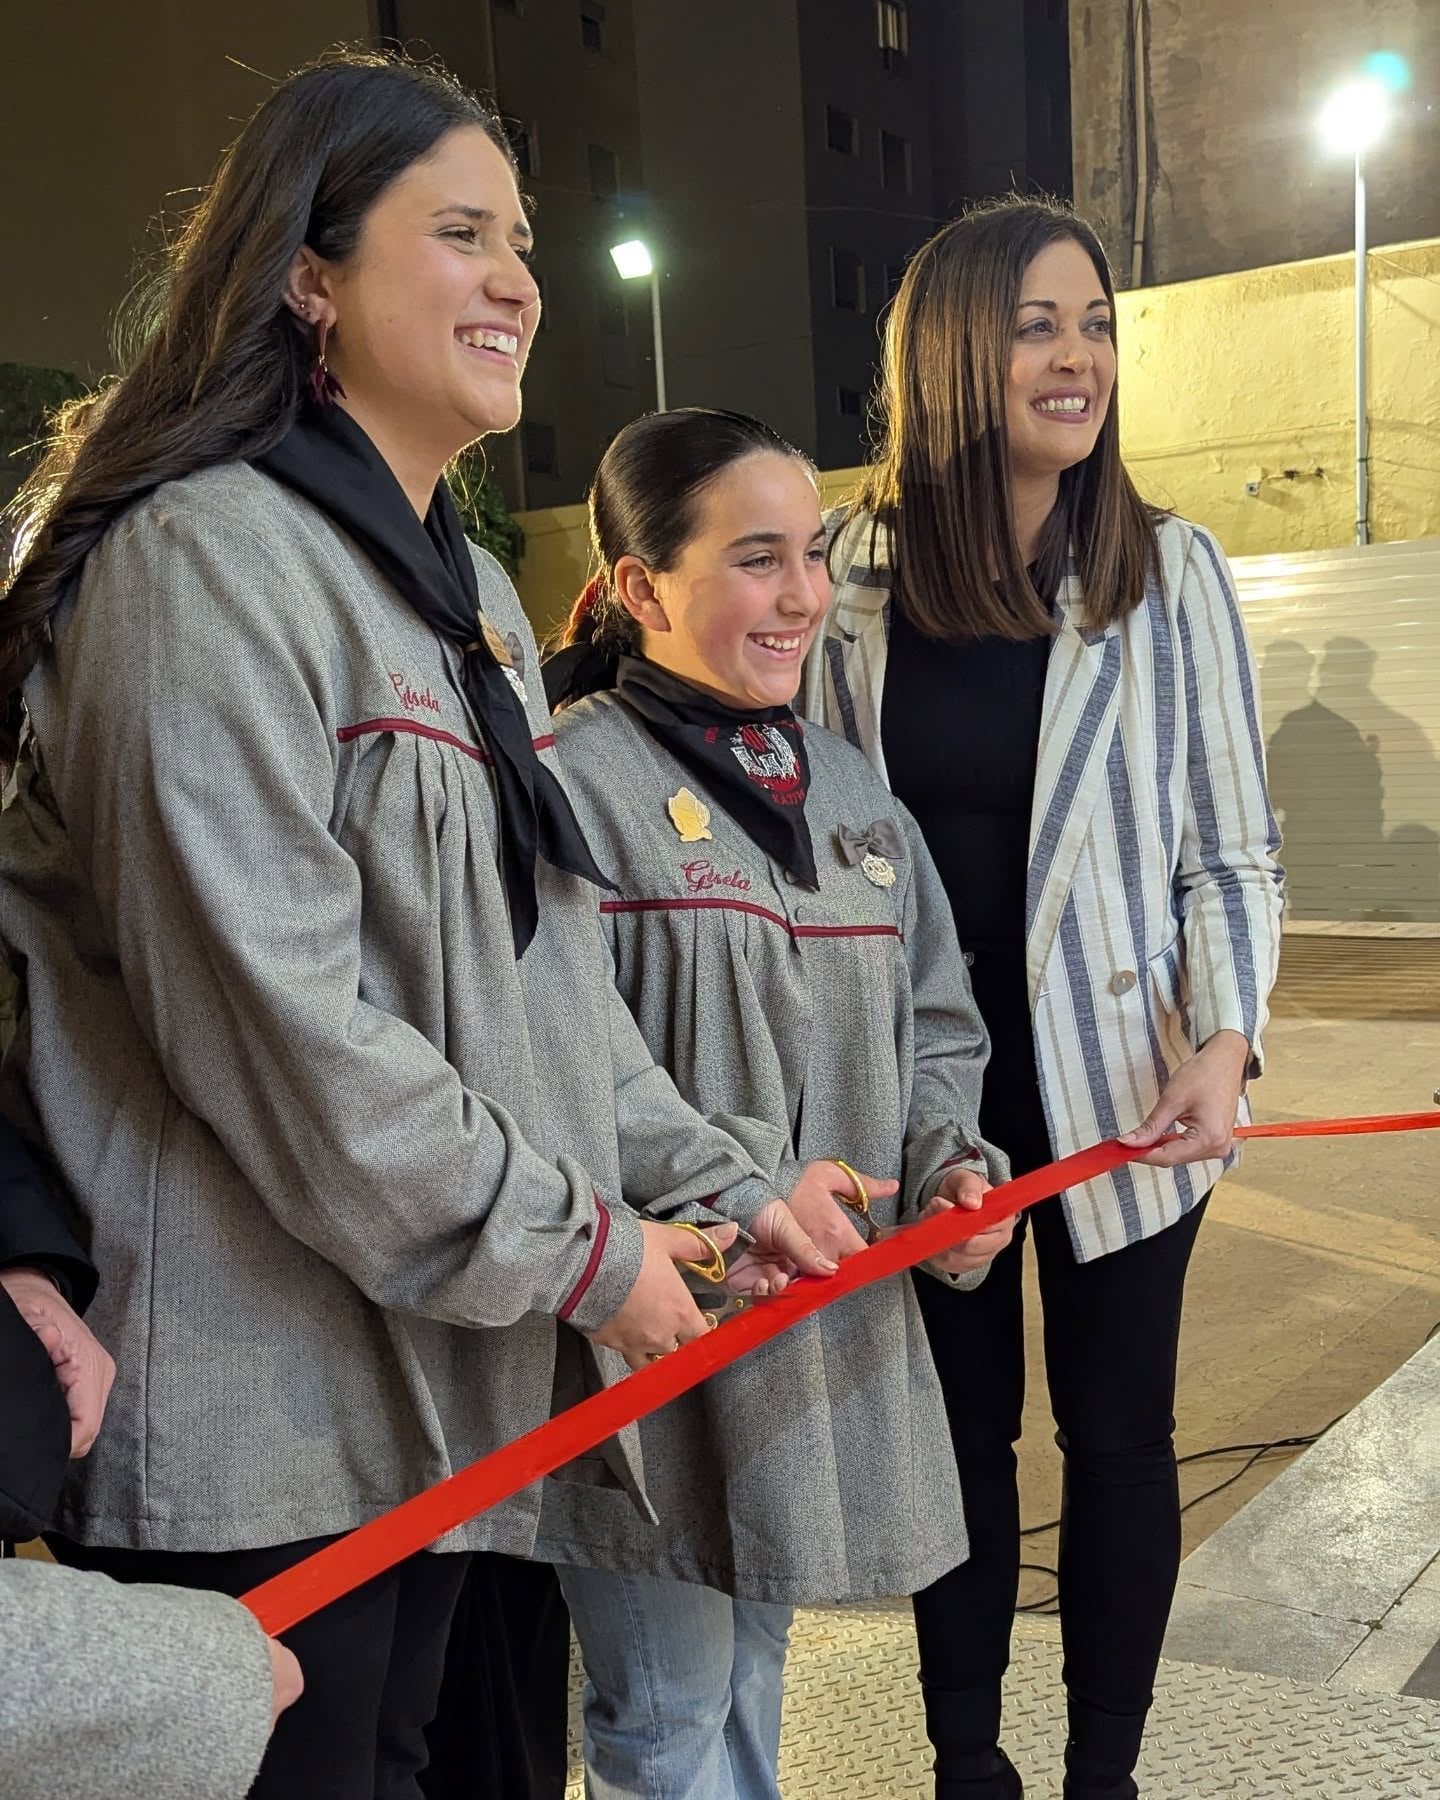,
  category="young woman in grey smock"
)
[0,60,834,1797]
[541,409,1016,1800]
